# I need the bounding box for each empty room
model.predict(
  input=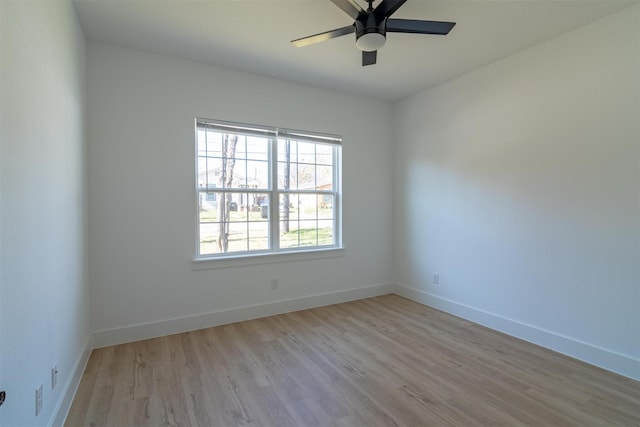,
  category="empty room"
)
[1,0,638,425]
